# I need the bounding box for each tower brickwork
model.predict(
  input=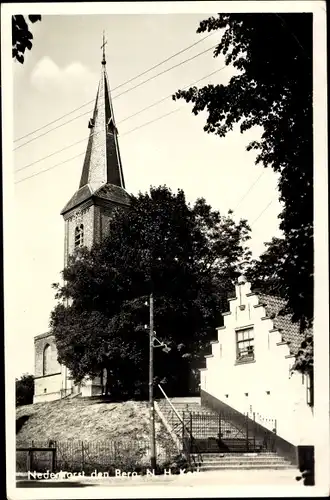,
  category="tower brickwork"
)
[34,37,130,402]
